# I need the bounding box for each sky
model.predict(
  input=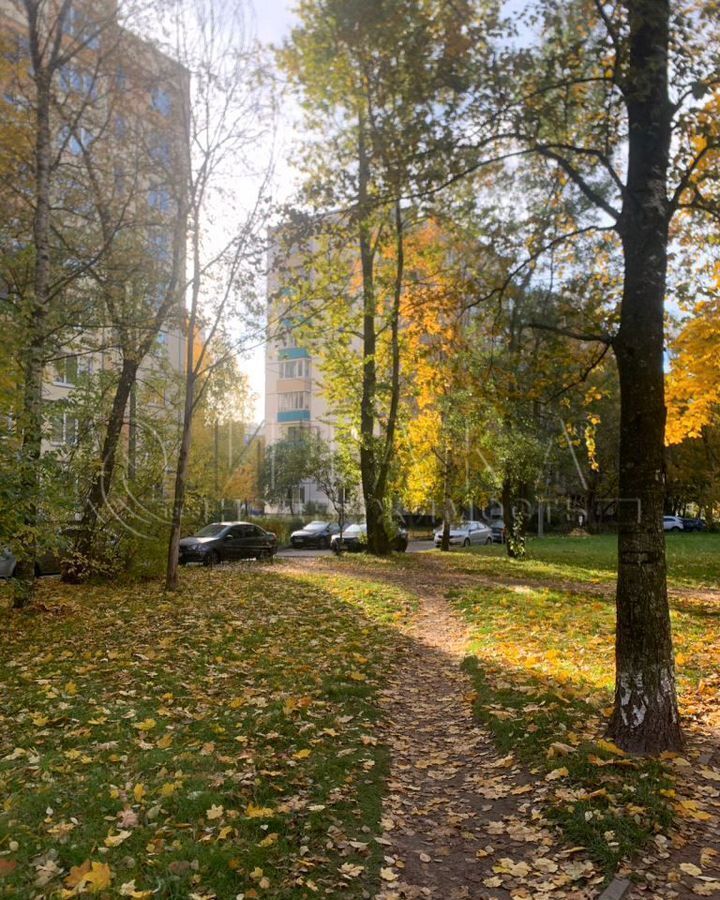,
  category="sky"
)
[239,0,298,423]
